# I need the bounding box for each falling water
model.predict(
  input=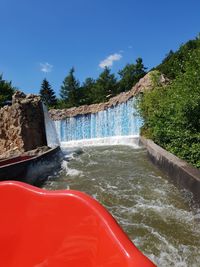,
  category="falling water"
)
[53,98,142,142]
[42,104,60,148]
